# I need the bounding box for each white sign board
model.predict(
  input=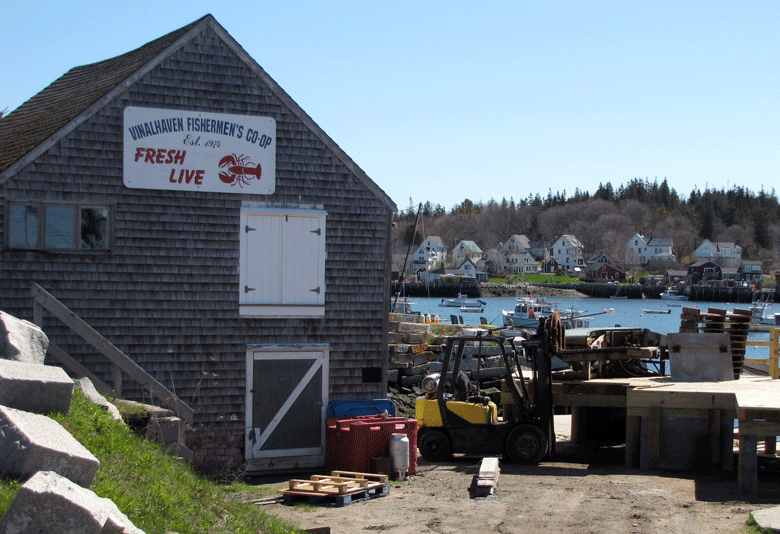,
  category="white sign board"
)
[123,106,276,194]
